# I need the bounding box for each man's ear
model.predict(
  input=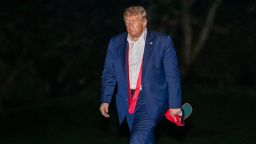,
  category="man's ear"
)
[143,19,147,27]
